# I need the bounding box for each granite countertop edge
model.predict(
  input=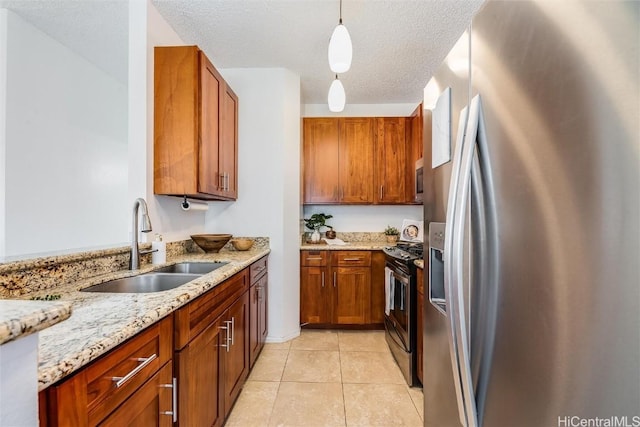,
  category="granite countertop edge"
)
[0,300,72,346]
[414,259,424,269]
[33,247,270,391]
